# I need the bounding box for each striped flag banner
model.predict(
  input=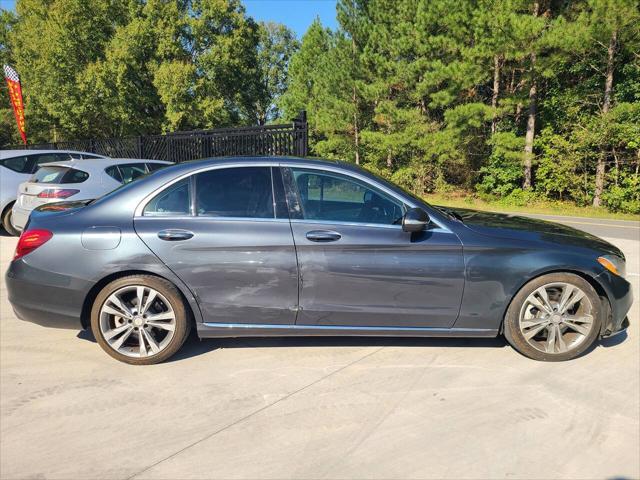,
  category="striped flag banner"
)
[3,65,27,145]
